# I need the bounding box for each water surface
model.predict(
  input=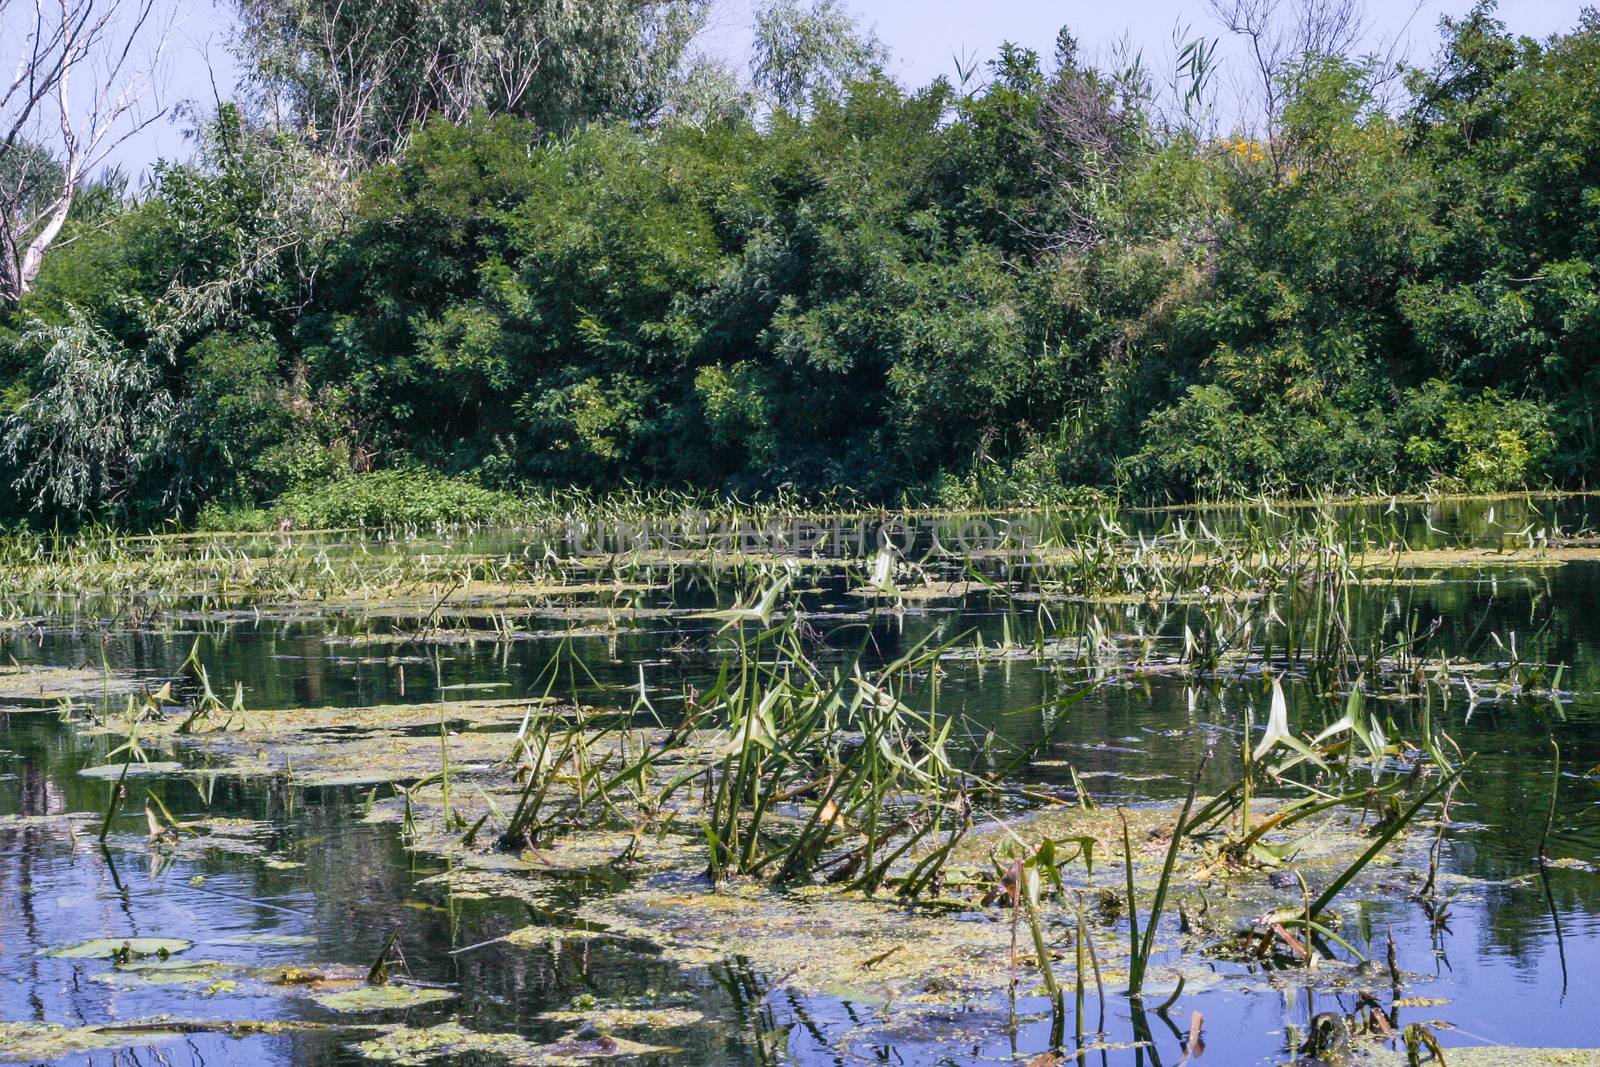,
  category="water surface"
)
[2,496,1597,1065]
